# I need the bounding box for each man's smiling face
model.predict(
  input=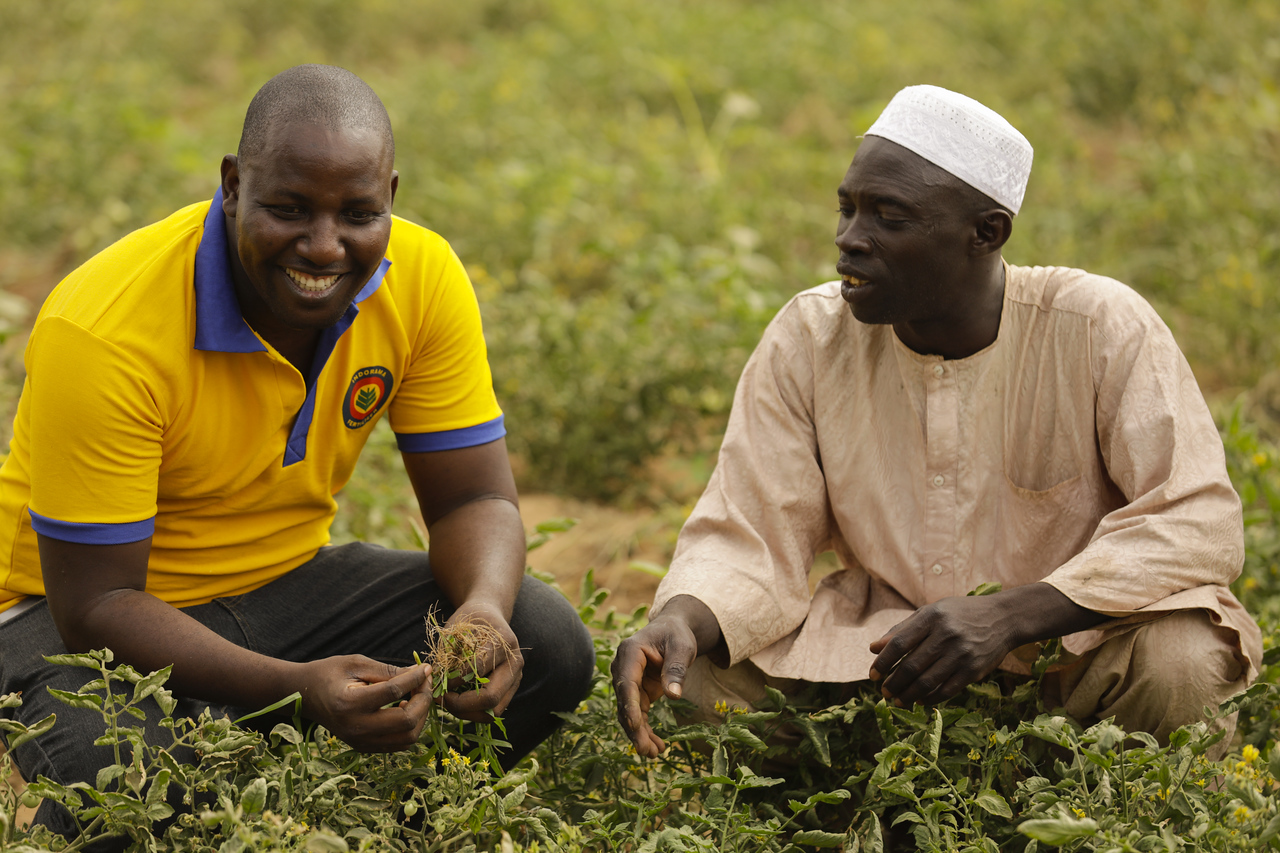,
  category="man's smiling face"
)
[220,121,398,343]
